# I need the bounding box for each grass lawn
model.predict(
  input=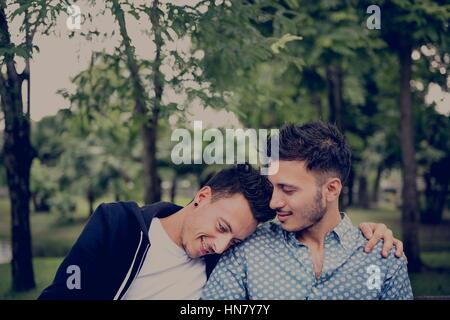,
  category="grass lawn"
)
[0,257,62,299]
[411,252,450,296]
[1,199,449,299]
